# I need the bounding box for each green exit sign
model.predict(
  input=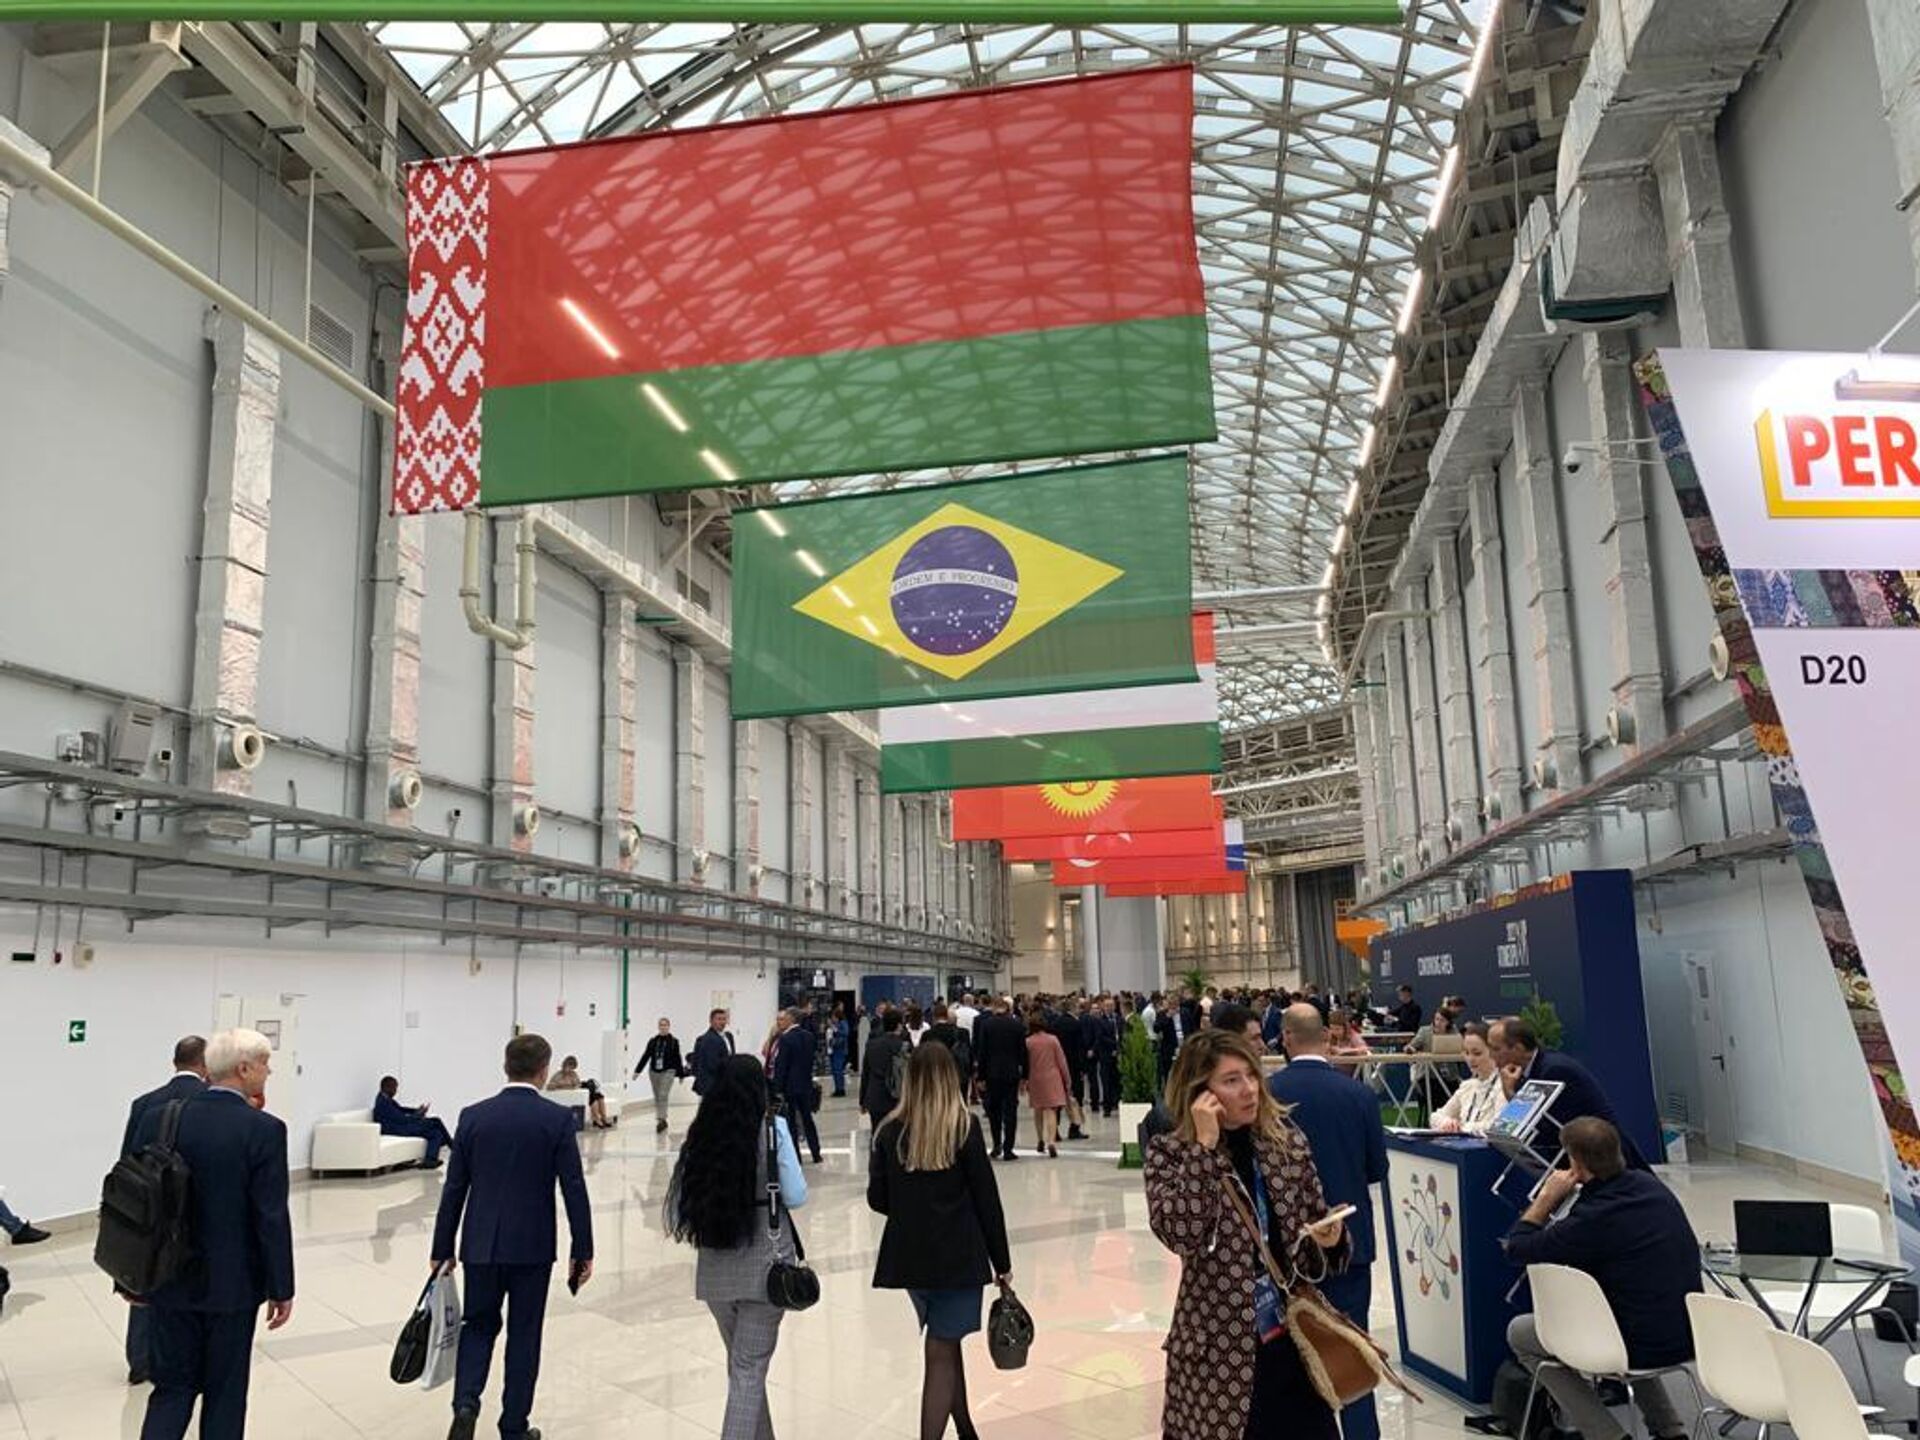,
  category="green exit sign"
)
[0,0,1402,18]
[68,1020,87,1044]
